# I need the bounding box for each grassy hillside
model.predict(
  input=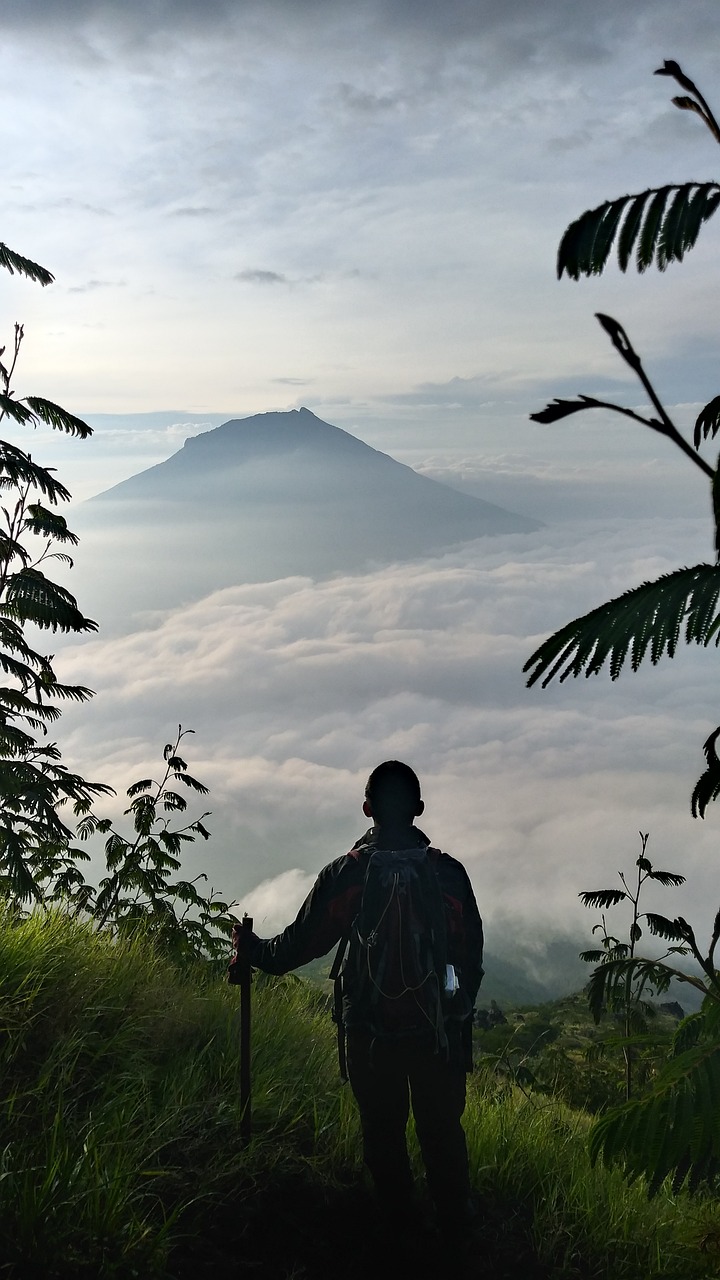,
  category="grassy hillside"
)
[472,992,689,1115]
[0,909,719,1279]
